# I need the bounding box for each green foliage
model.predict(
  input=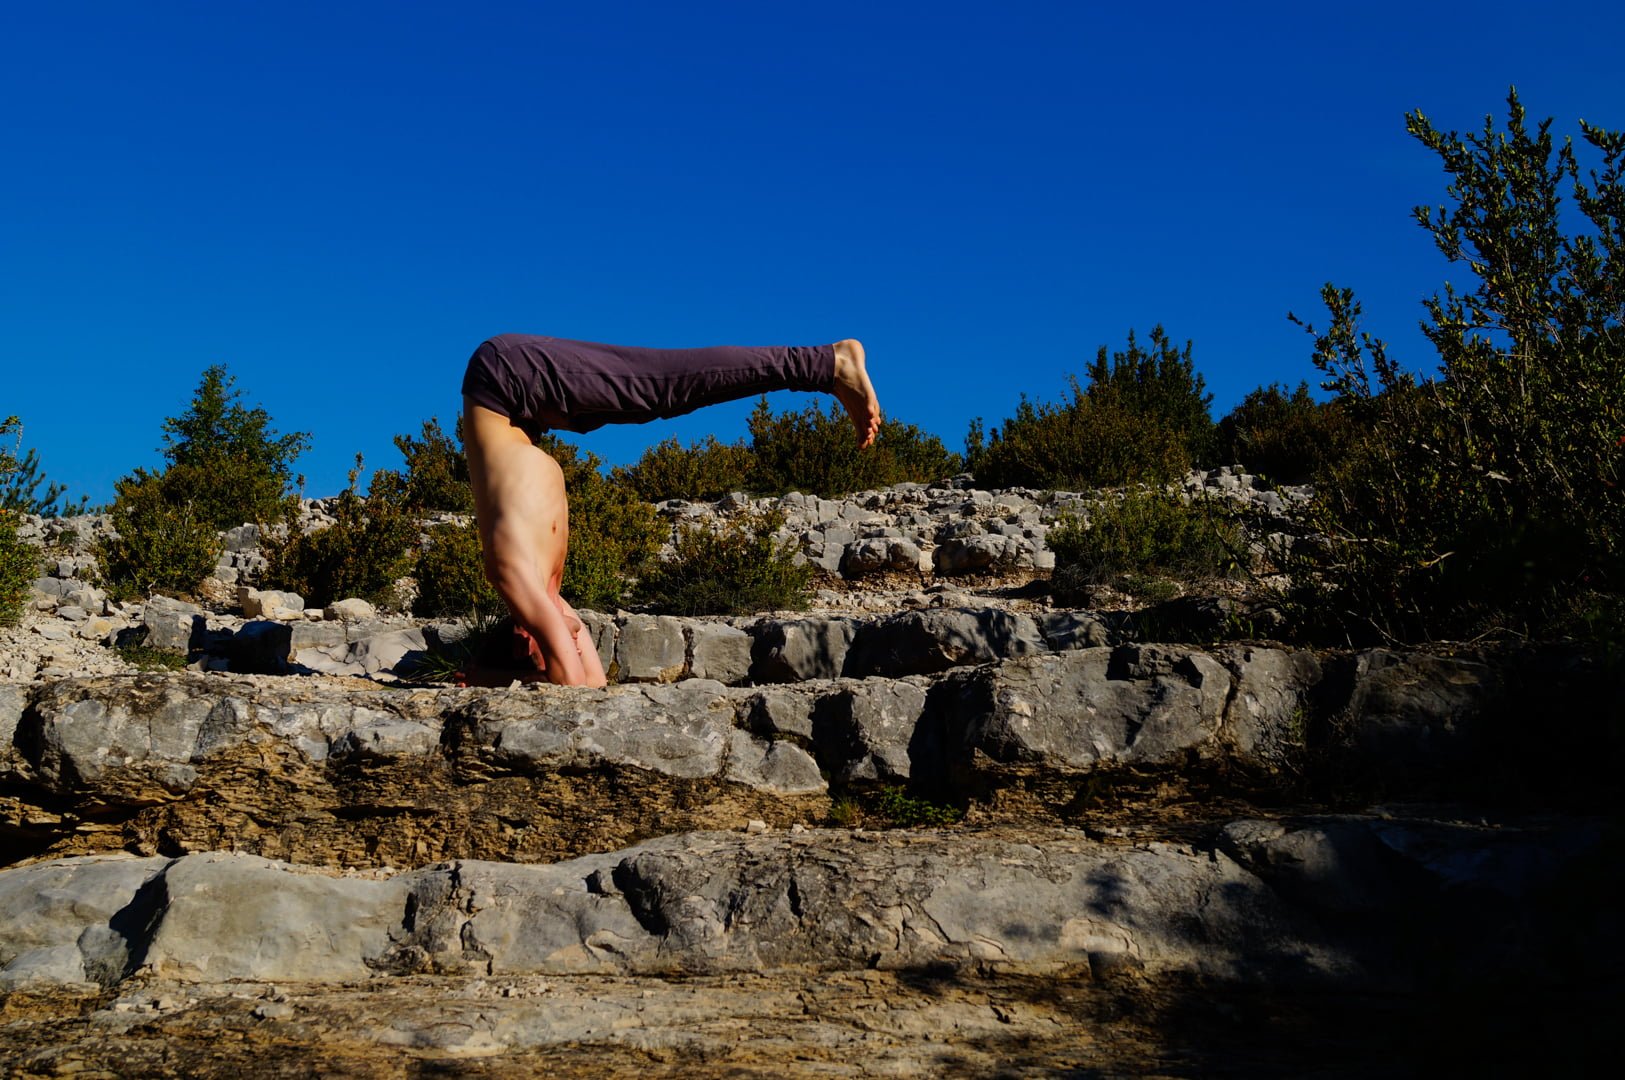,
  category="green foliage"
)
[636,510,813,616]
[611,435,756,503]
[746,399,962,498]
[966,328,1212,490]
[0,508,39,625]
[1293,91,1625,641]
[395,417,473,512]
[537,436,663,611]
[116,643,188,672]
[95,367,306,599]
[1,416,82,515]
[872,786,962,827]
[400,609,506,684]
[413,520,501,617]
[1085,326,1215,462]
[1047,490,1242,600]
[1212,382,1356,485]
[97,469,222,599]
[159,365,309,528]
[966,385,1190,491]
[262,458,418,608]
